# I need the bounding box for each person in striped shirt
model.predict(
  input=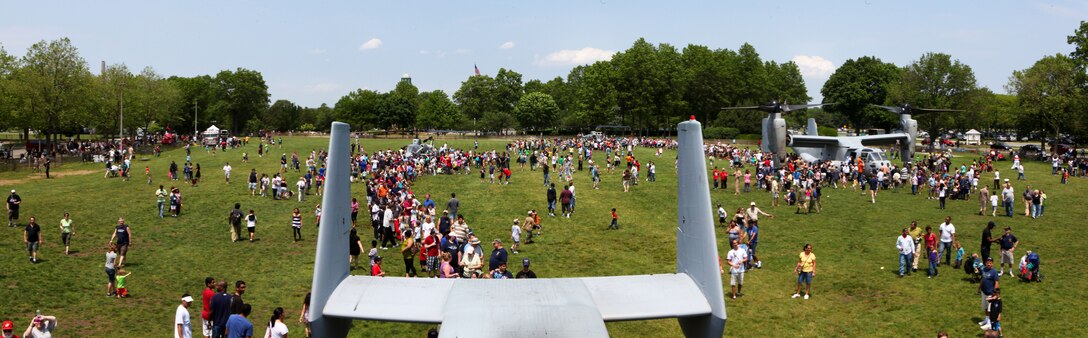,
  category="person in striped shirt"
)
[291,208,302,242]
